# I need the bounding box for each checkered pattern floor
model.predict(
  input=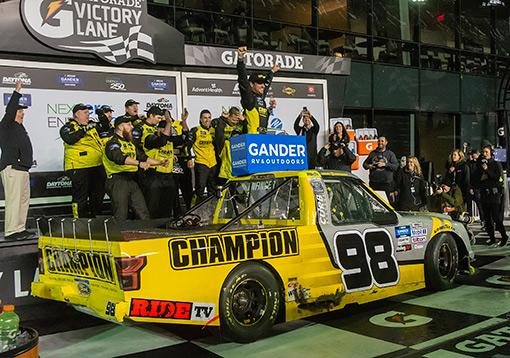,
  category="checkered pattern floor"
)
[22,222,510,358]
